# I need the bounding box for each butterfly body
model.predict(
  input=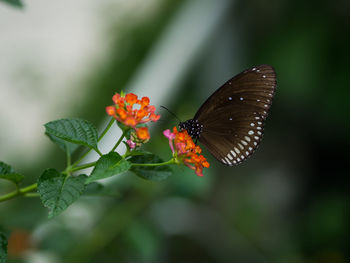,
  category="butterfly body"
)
[179,64,276,166]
